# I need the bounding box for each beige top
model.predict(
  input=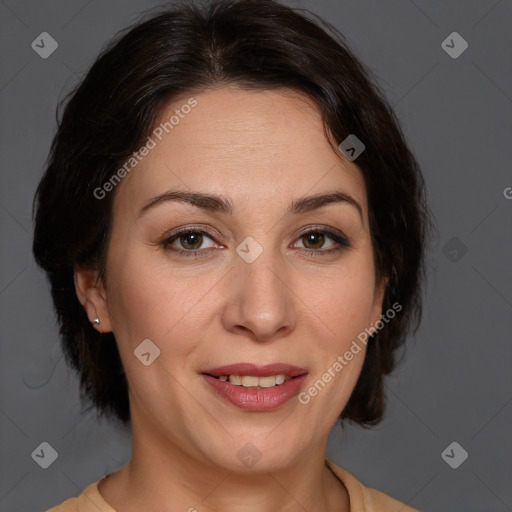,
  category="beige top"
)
[46,459,420,511]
